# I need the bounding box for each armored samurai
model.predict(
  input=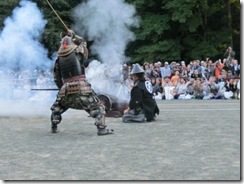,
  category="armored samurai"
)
[50,29,113,135]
